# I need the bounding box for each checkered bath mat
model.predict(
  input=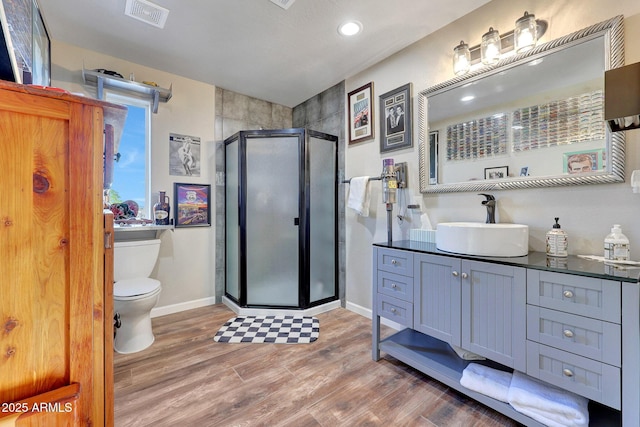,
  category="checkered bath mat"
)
[213,315,319,344]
